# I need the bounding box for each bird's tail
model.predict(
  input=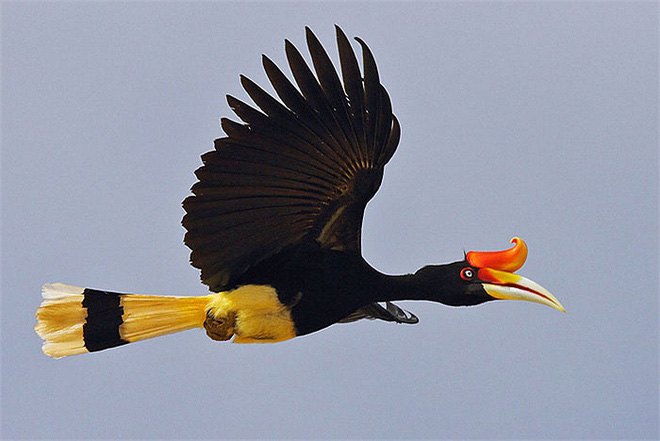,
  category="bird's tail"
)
[35,283,214,358]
